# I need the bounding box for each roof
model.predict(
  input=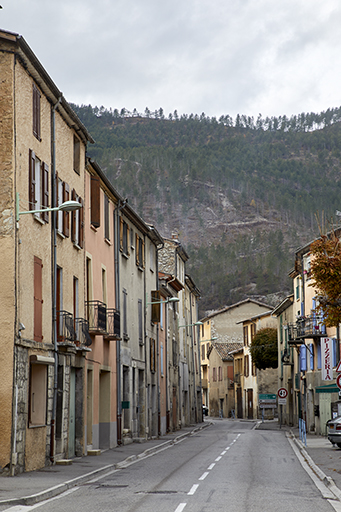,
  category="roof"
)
[201,298,273,322]
[159,272,184,292]
[236,309,274,325]
[185,274,201,298]
[0,29,94,145]
[209,342,243,361]
[271,294,294,317]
